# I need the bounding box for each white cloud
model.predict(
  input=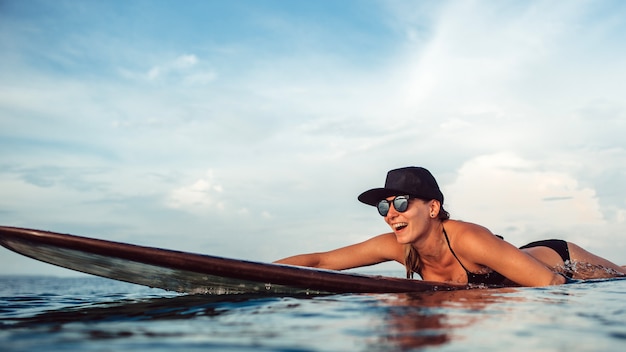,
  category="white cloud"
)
[174,54,198,68]
[144,54,215,85]
[2,0,626,274]
[445,152,605,245]
[165,170,224,213]
[148,54,198,79]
